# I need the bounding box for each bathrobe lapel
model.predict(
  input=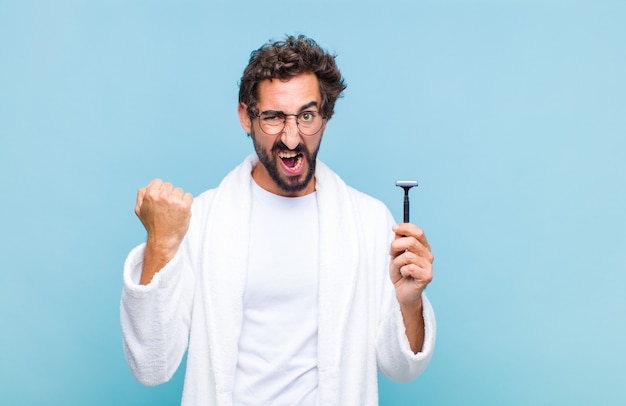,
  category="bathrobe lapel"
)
[315,161,361,405]
[201,155,255,399]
